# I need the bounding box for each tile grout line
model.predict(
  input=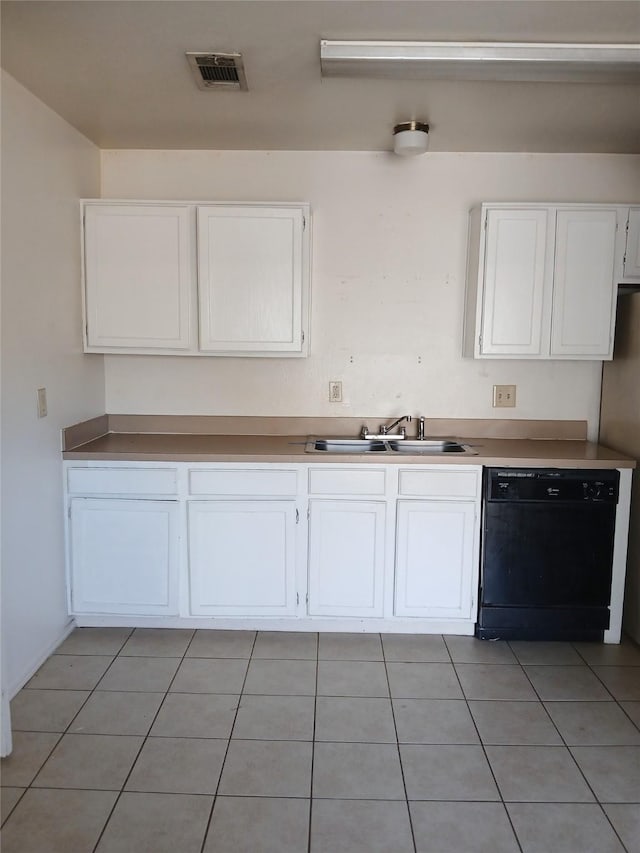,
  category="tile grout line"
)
[382,633,418,853]
[445,634,525,853]
[197,629,258,853]
[9,628,136,809]
[89,627,196,853]
[517,646,632,853]
[307,633,319,853]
